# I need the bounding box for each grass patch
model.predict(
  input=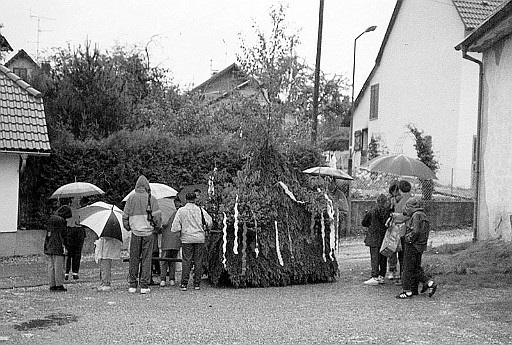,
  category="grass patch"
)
[424,239,512,288]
